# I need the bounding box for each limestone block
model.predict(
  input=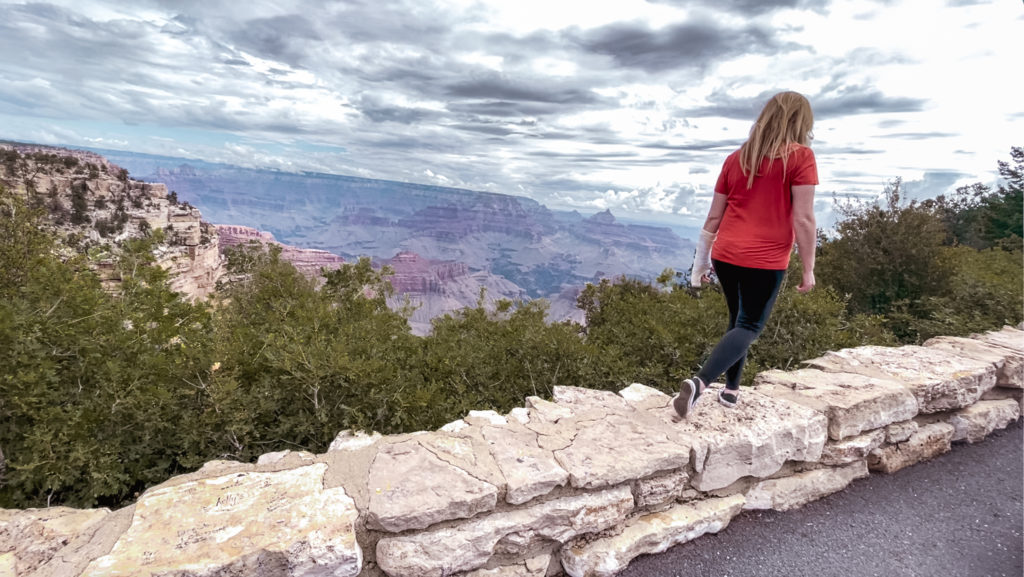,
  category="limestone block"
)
[885,420,919,444]
[256,449,316,466]
[1,552,14,577]
[442,419,470,433]
[82,464,361,577]
[973,326,1024,355]
[918,399,1020,443]
[559,495,745,577]
[634,470,690,509]
[376,485,634,577]
[981,386,1024,412]
[466,410,509,426]
[17,506,134,577]
[507,407,531,425]
[0,507,110,575]
[820,429,886,466]
[618,383,671,411]
[553,386,634,414]
[868,422,955,473]
[925,335,1023,388]
[553,412,691,490]
[367,438,500,532]
[329,429,383,452]
[461,554,551,577]
[755,369,919,439]
[744,461,869,511]
[805,345,996,413]
[481,424,569,504]
[672,388,827,491]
